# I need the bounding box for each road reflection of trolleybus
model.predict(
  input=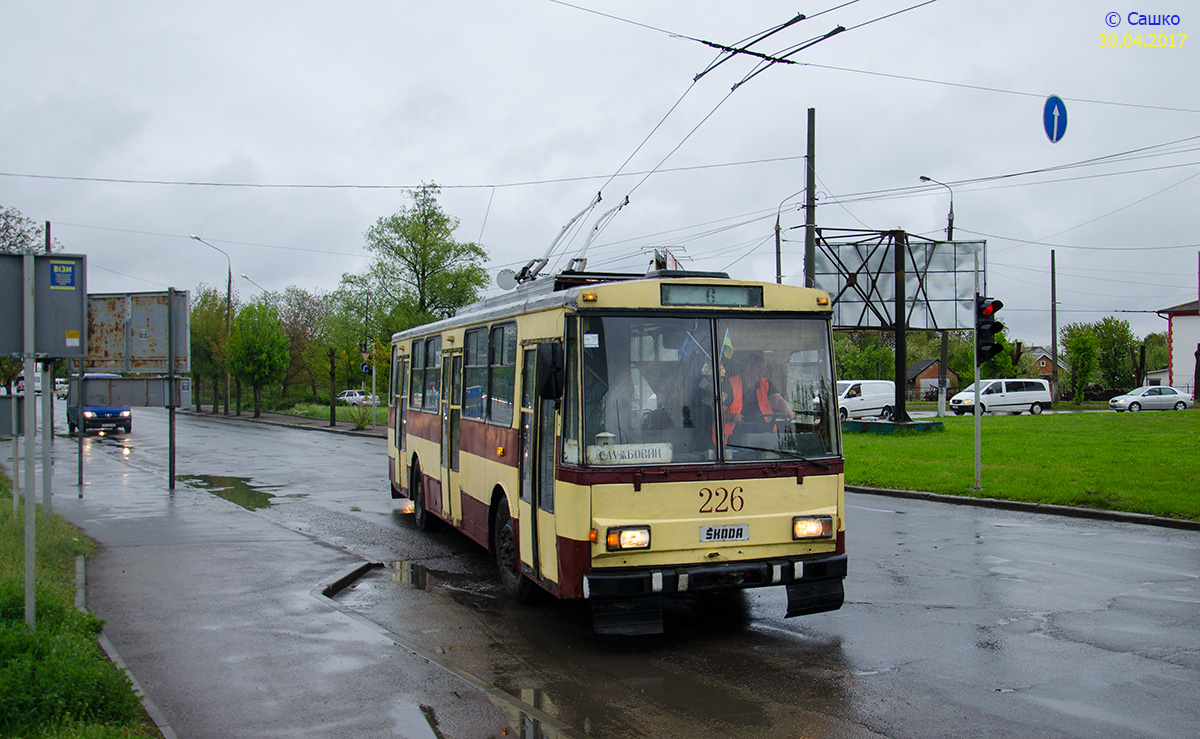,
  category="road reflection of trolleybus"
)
[387,266,846,634]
